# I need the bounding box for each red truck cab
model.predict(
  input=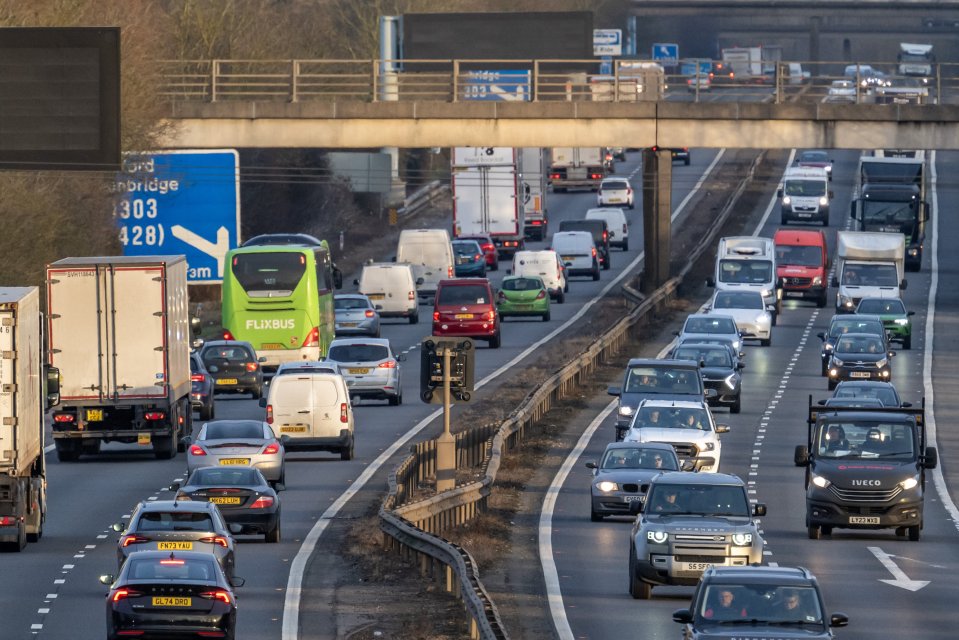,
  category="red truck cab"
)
[774,229,829,308]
